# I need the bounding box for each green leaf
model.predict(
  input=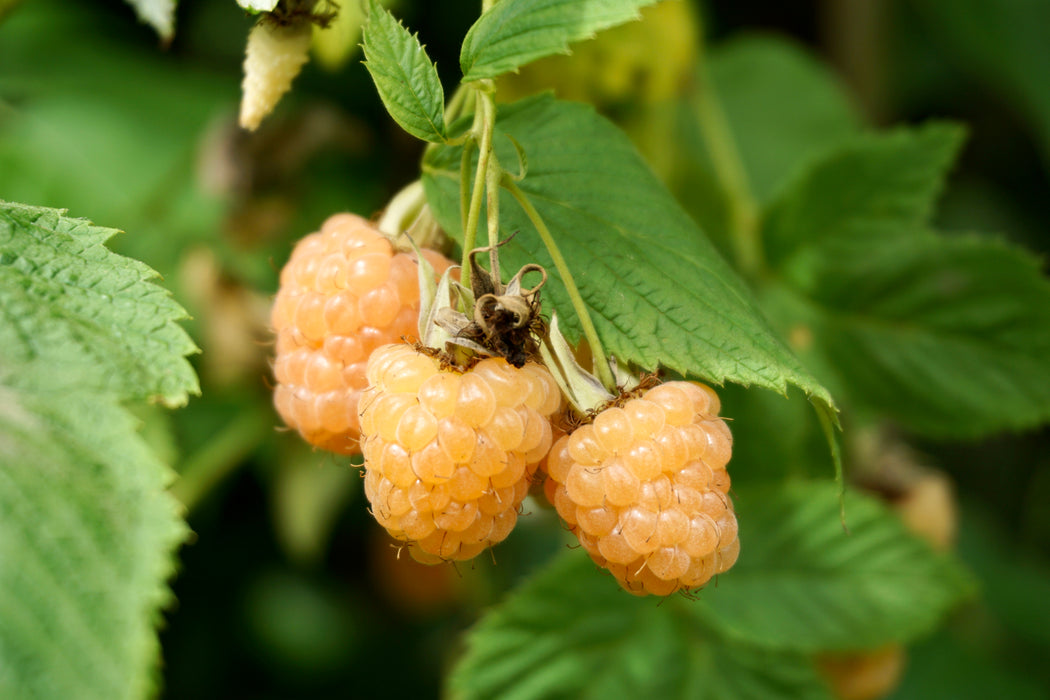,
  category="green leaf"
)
[423,95,835,412]
[798,231,1050,436]
[0,201,199,407]
[884,504,1050,699]
[0,201,196,697]
[696,481,974,652]
[0,391,188,700]
[460,0,660,82]
[762,123,965,268]
[124,0,176,40]
[677,35,861,262]
[703,35,863,205]
[759,125,1050,436]
[362,0,447,143]
[449,550,832,700]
